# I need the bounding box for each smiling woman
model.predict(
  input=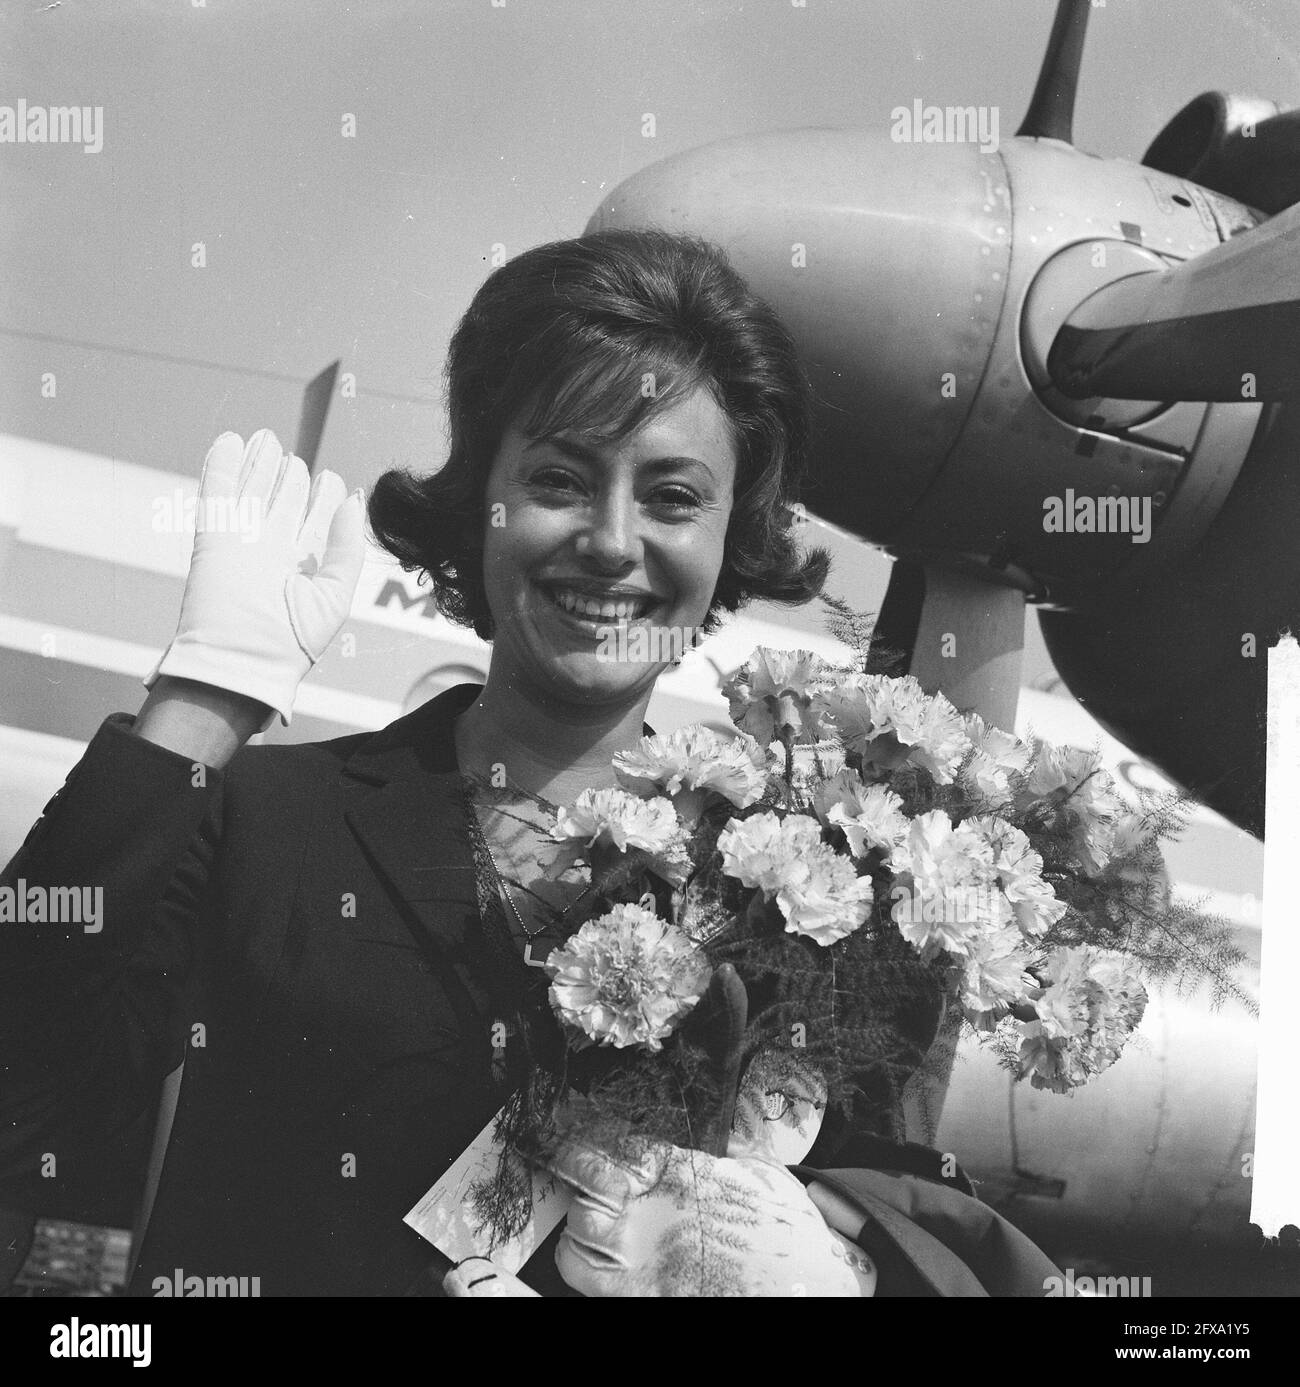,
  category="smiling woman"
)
[373,233,835,950]
[0,230,1062,1300]
[476,389,738,715]
[0,228,854,1299]
[367,230,829,648]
